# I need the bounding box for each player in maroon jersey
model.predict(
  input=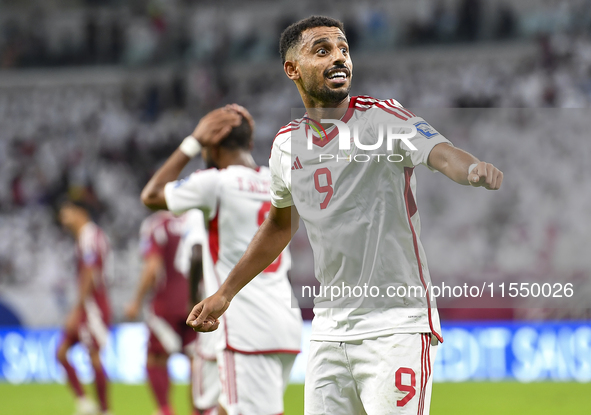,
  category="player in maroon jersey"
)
[125,211,198,415]
[57,199,112,415]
